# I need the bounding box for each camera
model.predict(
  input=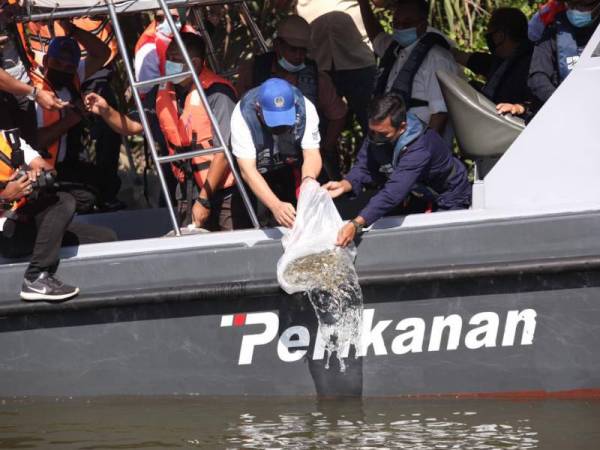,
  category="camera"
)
[15,168,57,194]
